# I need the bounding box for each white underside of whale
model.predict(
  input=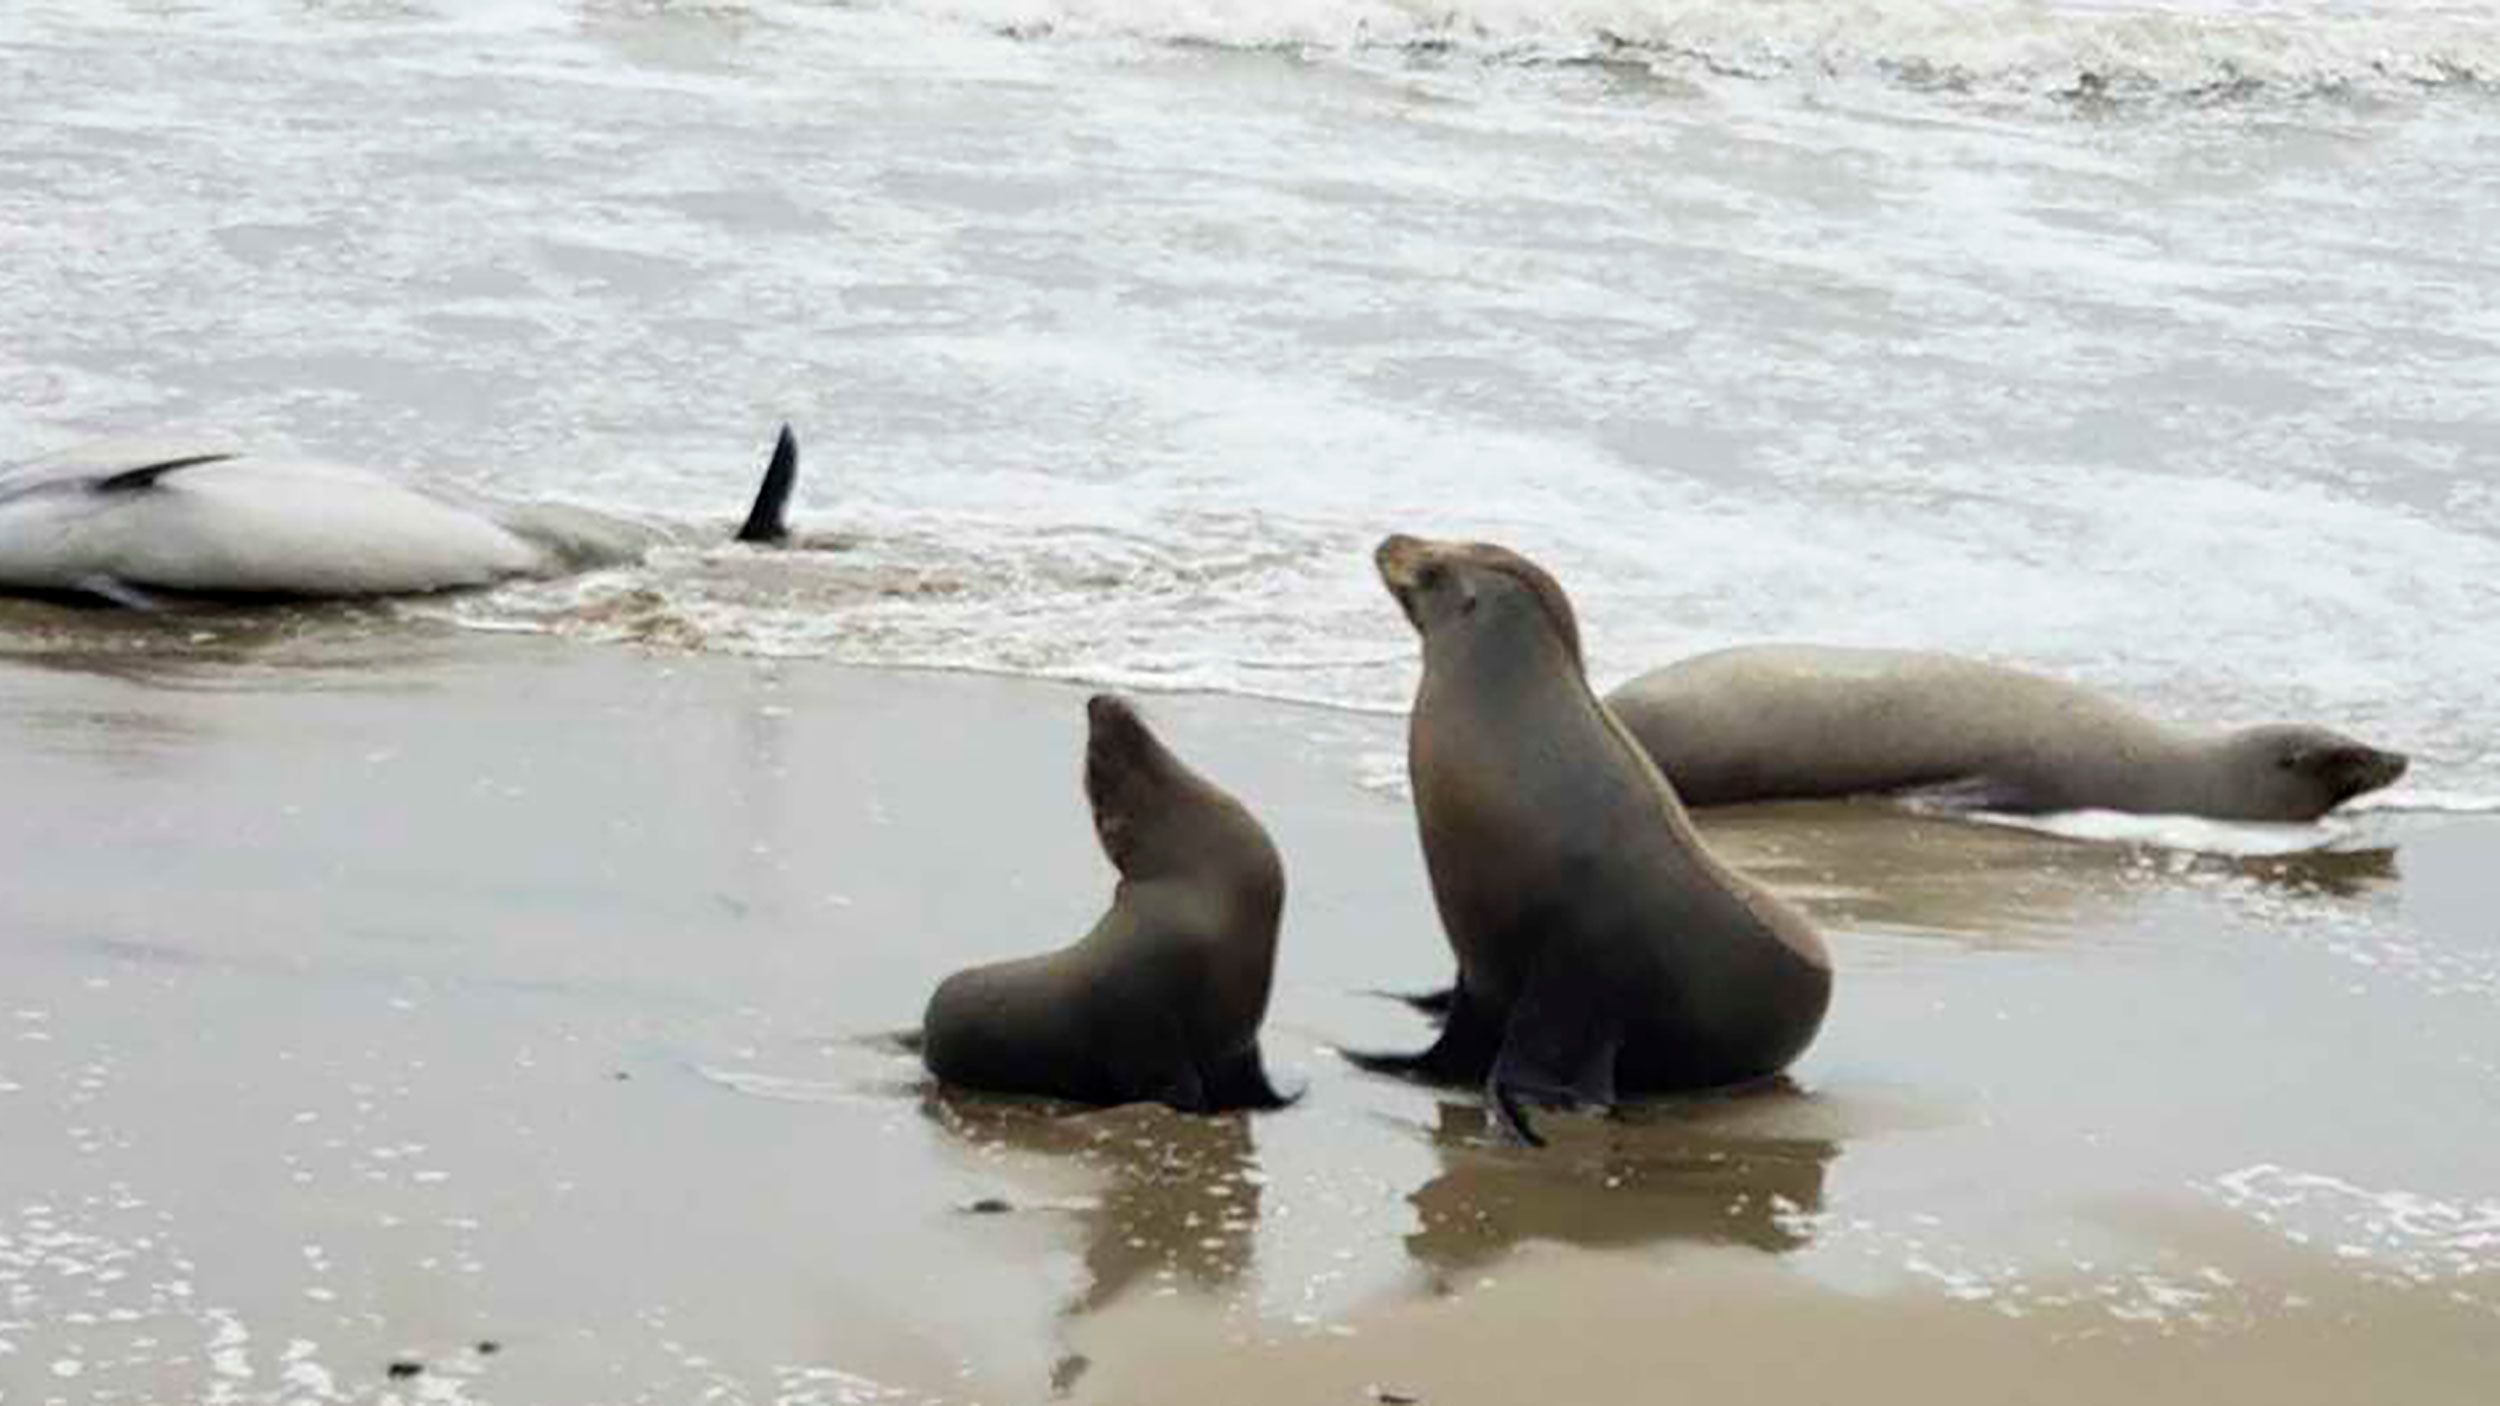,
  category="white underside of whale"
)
[0,438,658,598]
